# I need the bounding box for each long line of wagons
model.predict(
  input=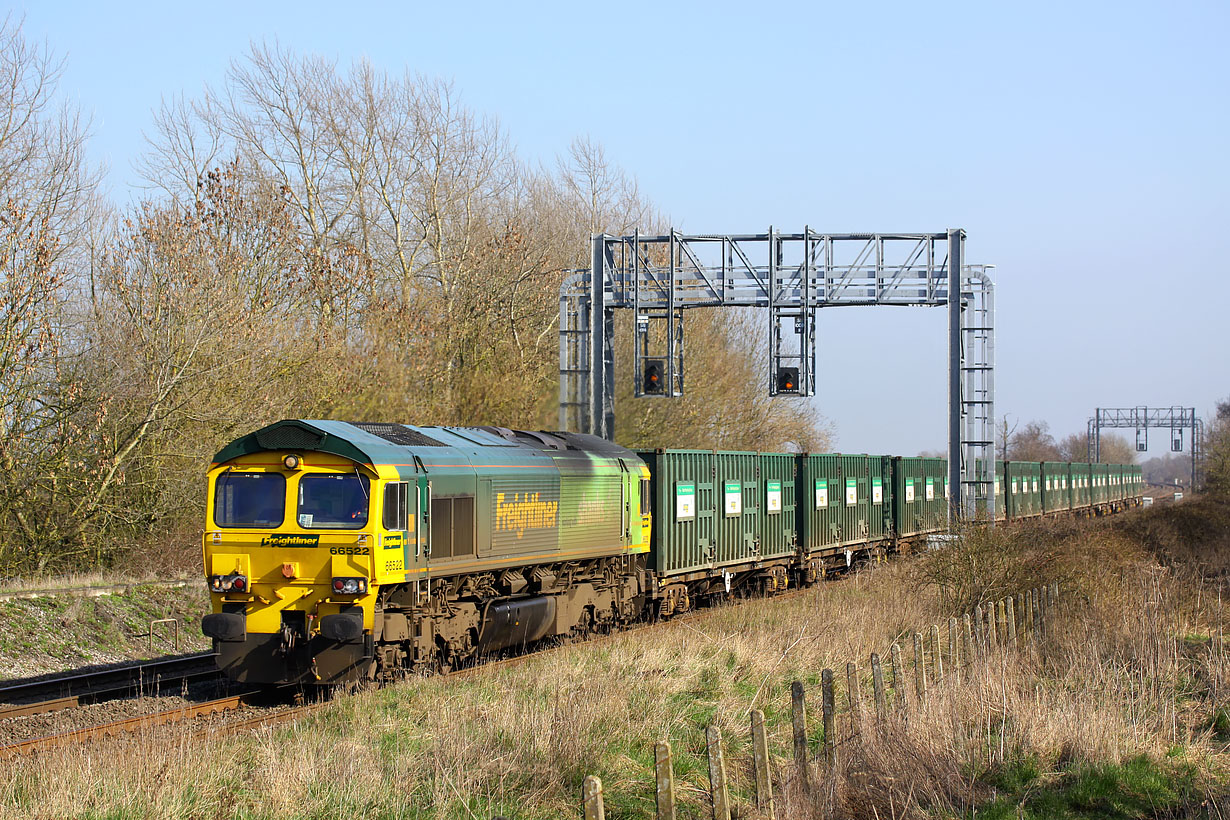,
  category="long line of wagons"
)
[201,420,1143,686]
